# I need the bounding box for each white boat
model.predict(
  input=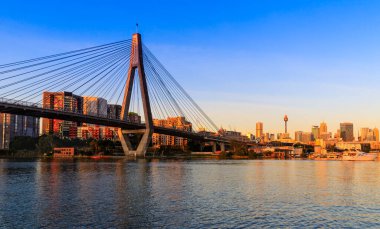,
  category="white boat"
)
[342,149,377,161]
